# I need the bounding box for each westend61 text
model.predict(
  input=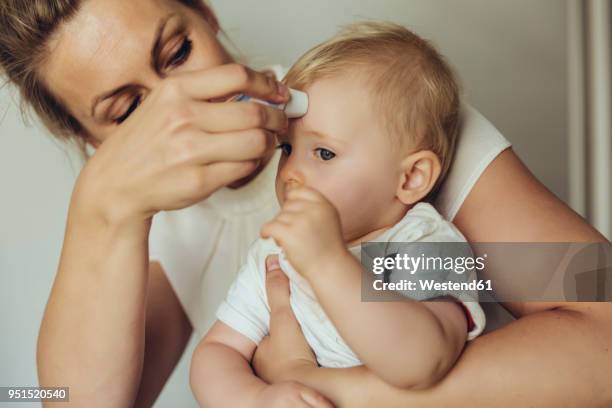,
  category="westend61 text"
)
[372,279,493,292]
